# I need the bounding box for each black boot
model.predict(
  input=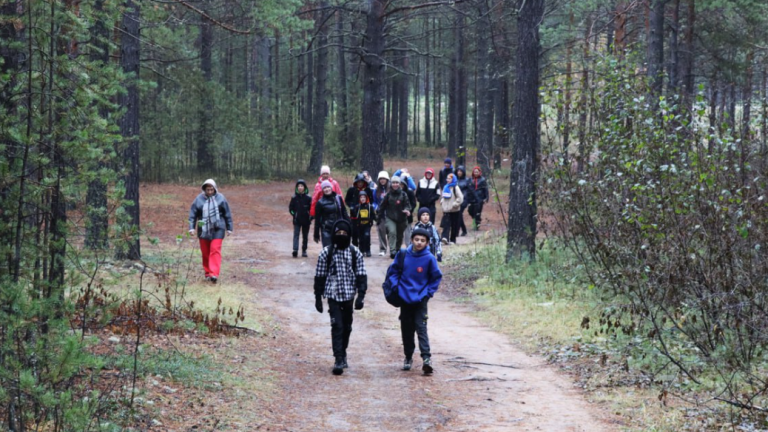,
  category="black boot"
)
[342,356,348,369]
[302,251,308,258]
[292,250,298,258]
[333,357,344,375]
